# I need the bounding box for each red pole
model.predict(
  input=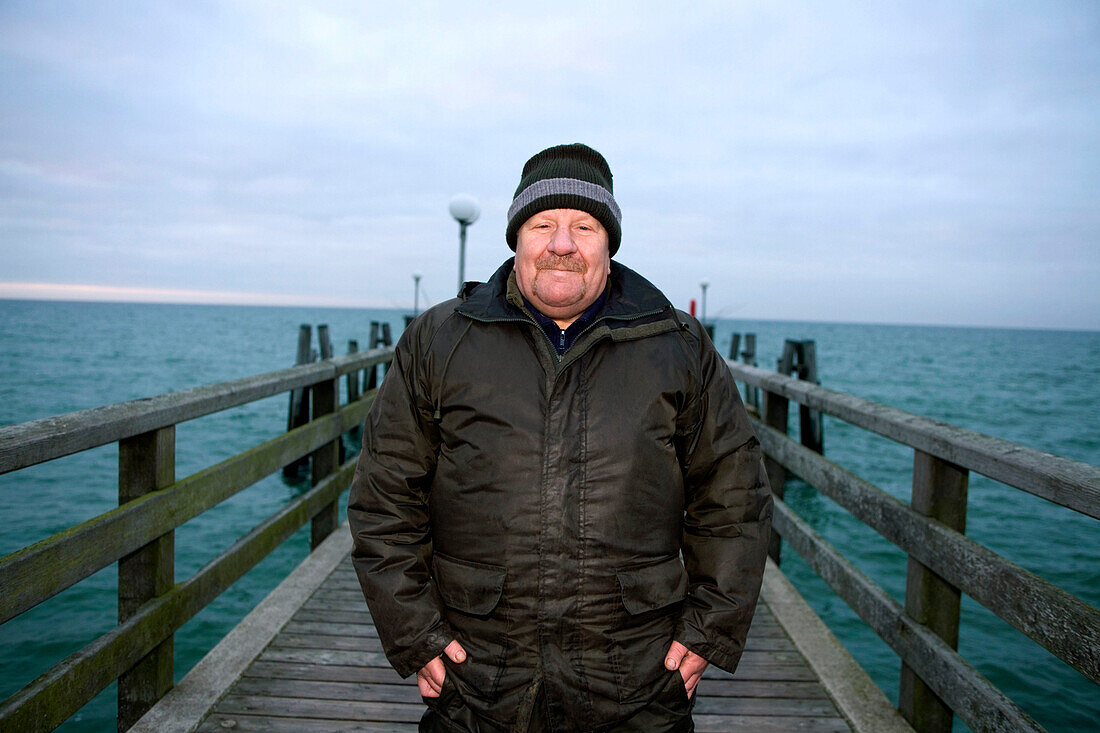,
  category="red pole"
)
[689,298,697,317]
